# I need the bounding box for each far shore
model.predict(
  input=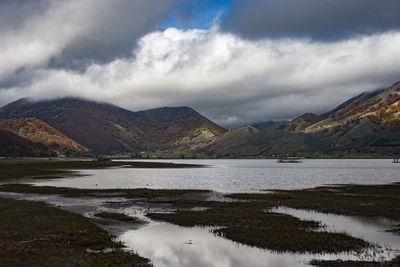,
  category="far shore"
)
[0,158,205,180]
